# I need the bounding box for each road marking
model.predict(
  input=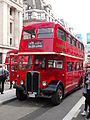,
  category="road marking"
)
[63,96,85,120]
[73,109,81,118]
